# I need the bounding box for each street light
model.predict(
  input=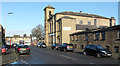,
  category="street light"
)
[4,12,13,48]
